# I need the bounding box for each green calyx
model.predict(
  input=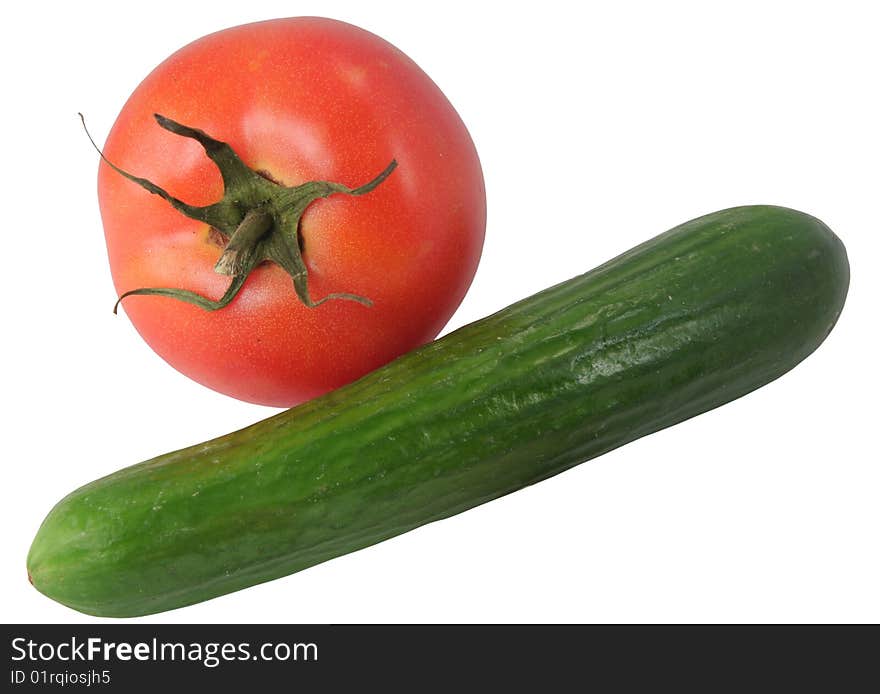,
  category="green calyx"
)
[82,113,396,312]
